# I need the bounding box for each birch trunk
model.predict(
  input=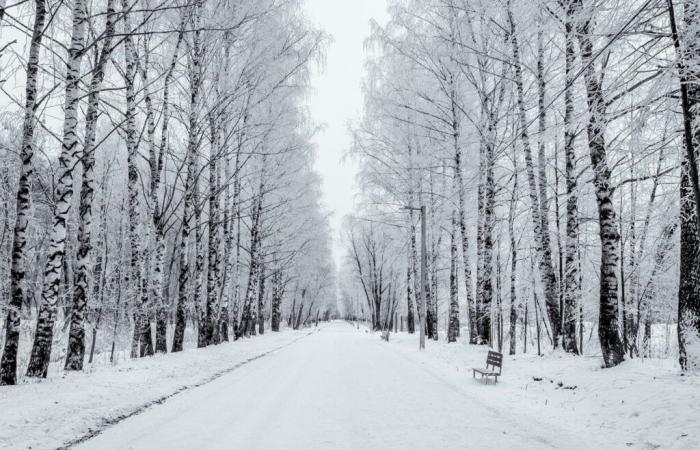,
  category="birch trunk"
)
[194,173,207,347]
[506,0,562,348]
[679,144,700,370]
[257,258,266,334]
[172,5,204,351]
[231,152,243,339]
[239,183,264,337]
[65,0,117,370]
[671,0,700,371]
[574,0,625,367]
[473,172,484,345]
[449,78,474,346]
[87,225,108,364]
[562,1,580,354]
[126,1,153,359]
[427,180,439,341]
[26,0,88,377]
[219,134,237,341]
[219,165,232,341]
[625,161,638,357]
[405,249,415,334]
[447,211,459,343]
[138,37,165,355]
[407,150,419,334]
[205,122,220,346]
[509,158,518,355]
[477,136,496,345]
[271,269,282,331]
[171,158,195,352]
[0,0,47,385]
